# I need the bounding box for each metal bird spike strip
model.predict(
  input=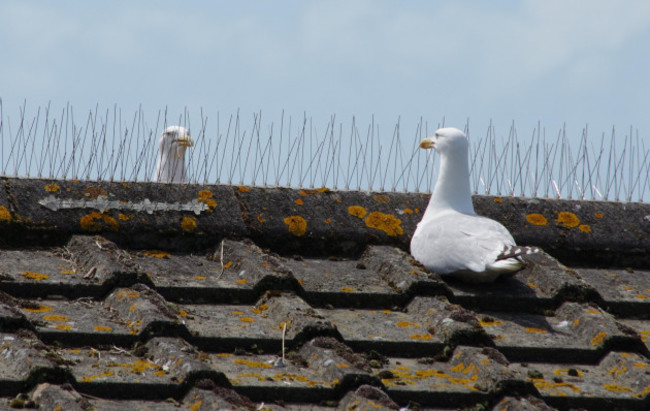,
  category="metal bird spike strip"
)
[1,100,648,202]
